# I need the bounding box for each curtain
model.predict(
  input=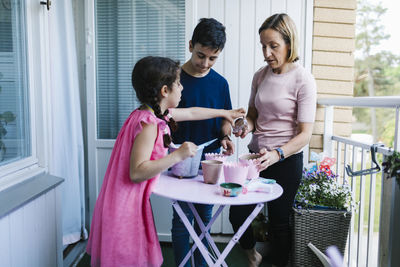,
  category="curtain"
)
[48,0,86,245]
